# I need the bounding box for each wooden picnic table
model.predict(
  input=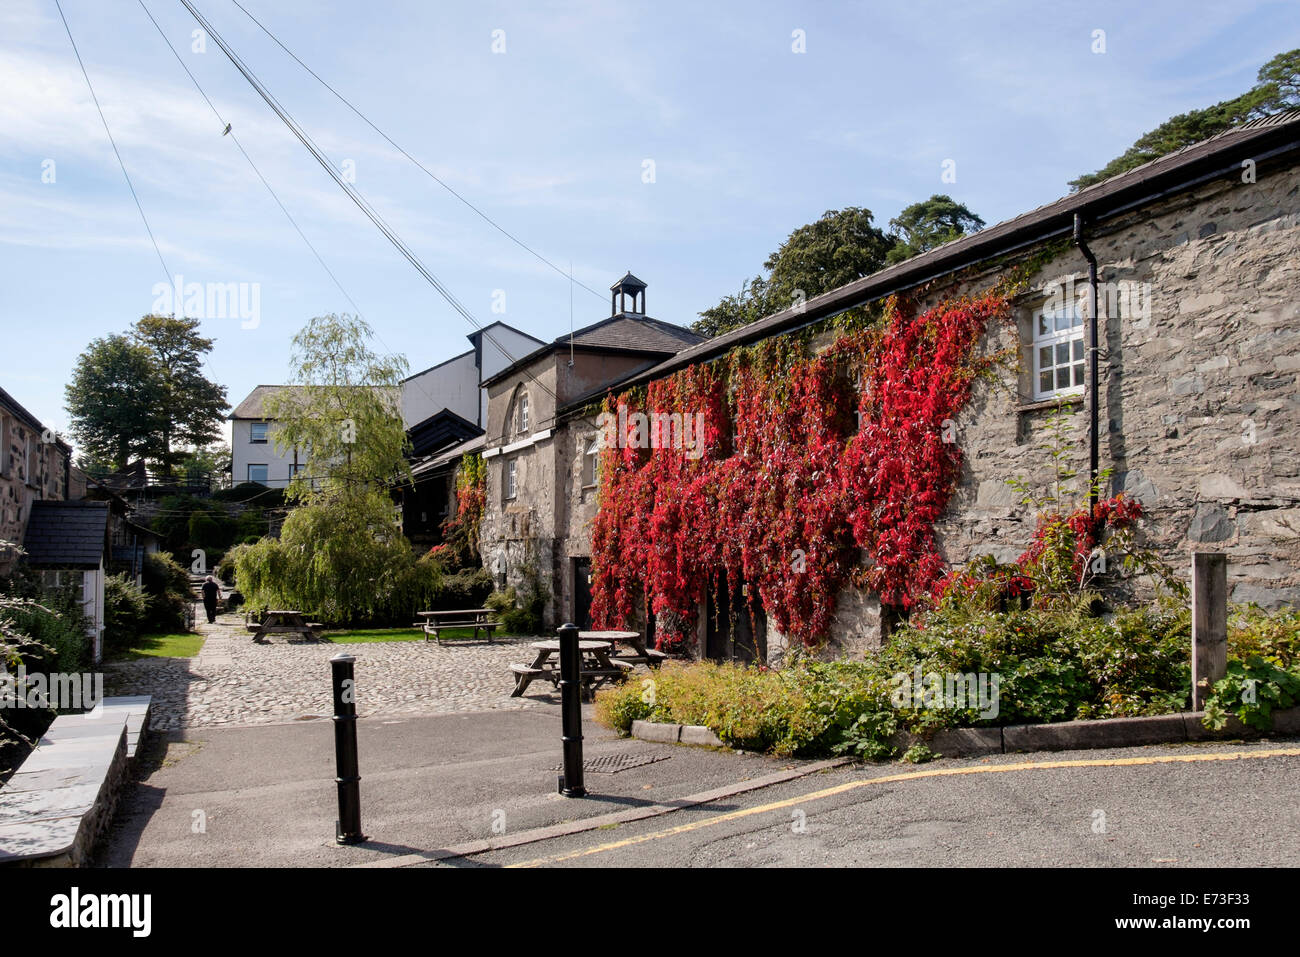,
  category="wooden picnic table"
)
[580,630,668,668]
[509,639,632,699]
[415,608,498,645]
[246,609,323,644]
